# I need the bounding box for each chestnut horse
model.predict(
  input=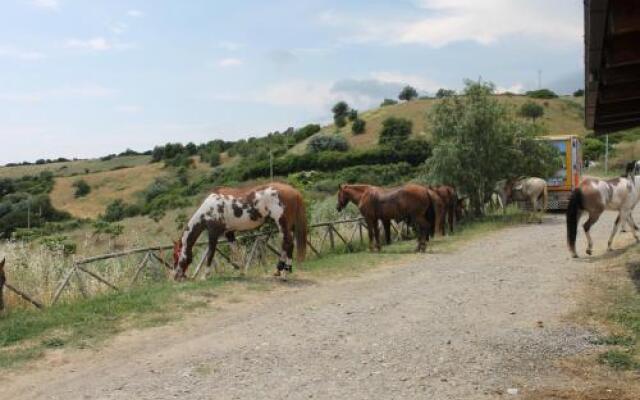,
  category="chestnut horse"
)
[430,185,459,235]
[567,174,640,258]
[173,182,307,280]
[337,184,436,252]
